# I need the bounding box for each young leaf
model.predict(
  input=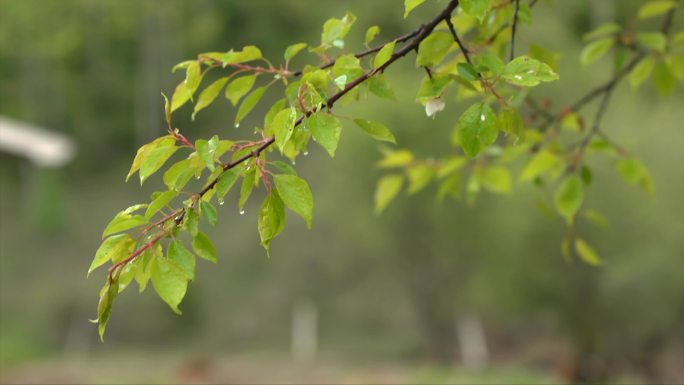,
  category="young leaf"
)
[222,46,263,65]
[574,238,602,265]
[284,43,307,62]
[460,0,492,21]
[583,23,620,41]
[235,86,267,126]
[416,32,452,67]
[184,207,199,237]
[258,191,286,254]
[139,144,179,185]
[554,175,584,224]
[375,174,403,214]
[321,12,357,47]
[406,164,435,194]
[215,167,242,202]
[629,56,656,89]
[167,240,196,281]
[145,190,178,219]
[273,174,313,228]
[192,77,229,120]
[457,63,479,81]
[416,74,452,103]
[225,75,257,106]
[480,166,512,194]
[102,209,148,239]
[374,41,396,68]
[195,135,219,172]
[652,61,677,96]
[520,149,559,181]
[580,38,614,66]
[367,75,397,100]
[171,81,193,112]
[309,113,342,157]
[89,234,136,275]
[636,32,666,52]
[127,136,175,182]
[199,200,218,227]
[502,56,559,87]
[499,106,524,138]
[151,256,189,314]
[272,107,298,152]
[377,150,415,168]
[239,169,256,210]
[404,0,427,18]
[454,102,497,157]
[96,277,119,341]
[637,0,677,19]
[192,231,217,263]
[365,26,380,45]
[353,119,396,144]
